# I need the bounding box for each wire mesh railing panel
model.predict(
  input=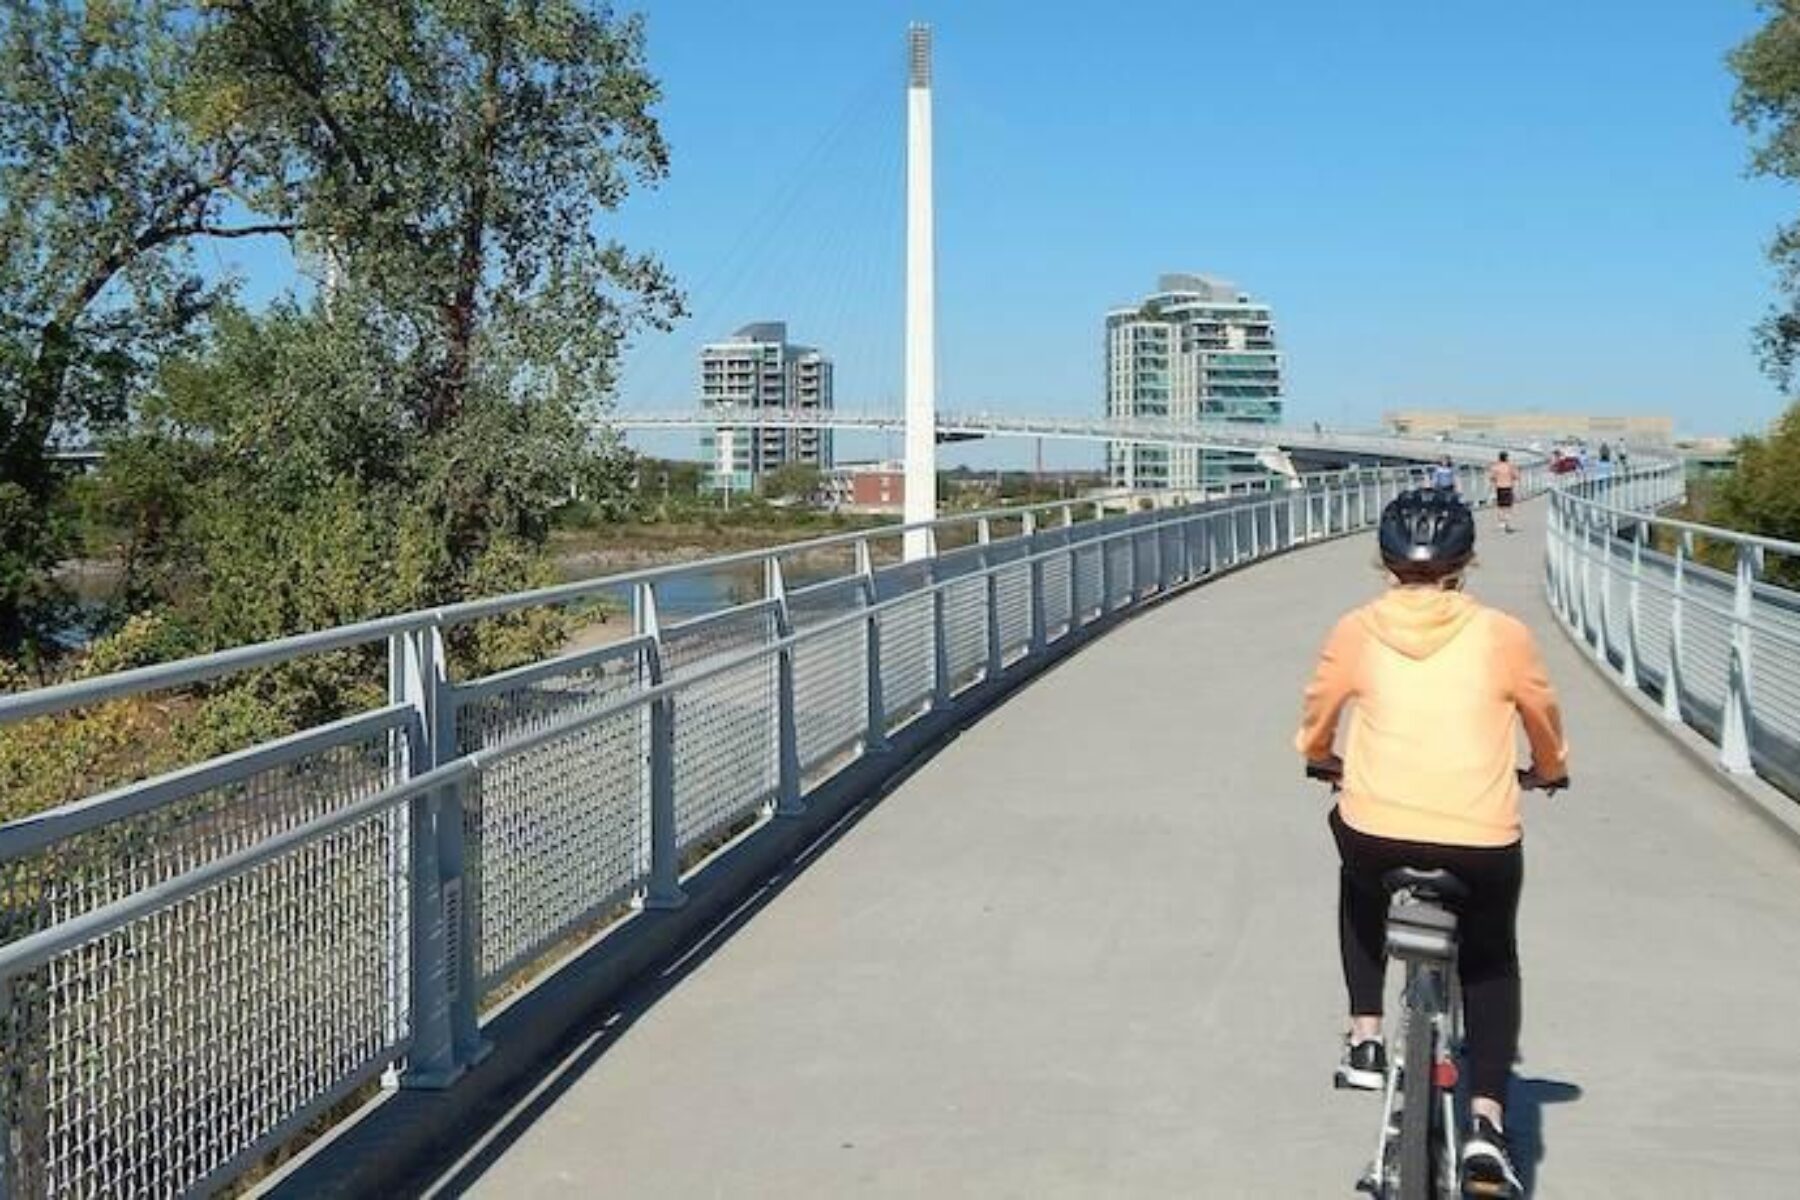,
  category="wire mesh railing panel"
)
[452,642,648,756]
[1750,599,1800,746]
[465,717,648,997]
[788,580,870,774]
[452,644,651,998]
[1602,538,1629,664]
[1635,550,1675,686]
[938,554,989,690]
[0,811,407,1200]
[1040,549,1072,640]
[1679,572,1735,722]
[1105,536,1133,608]
[875,563,935,723]
[1132,529,1157,596]
[0,715,405,948]
[1073,542,1103,620]
[992,547,1032,659]
[662,607,781,851]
